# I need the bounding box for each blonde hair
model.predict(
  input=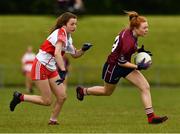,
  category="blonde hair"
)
[124,11,147,29]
